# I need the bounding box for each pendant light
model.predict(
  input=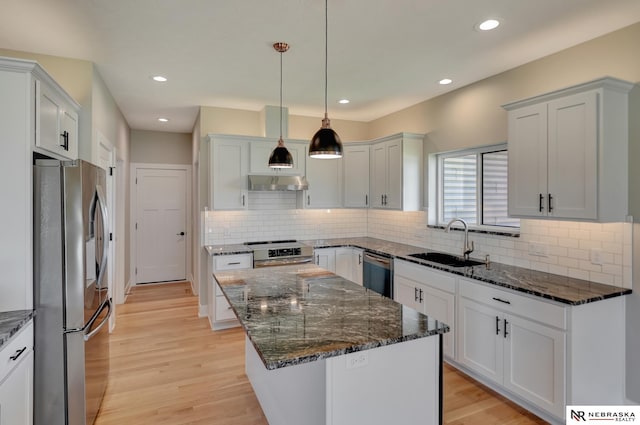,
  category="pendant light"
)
[309,0,343,159]
[268,42,294,168]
